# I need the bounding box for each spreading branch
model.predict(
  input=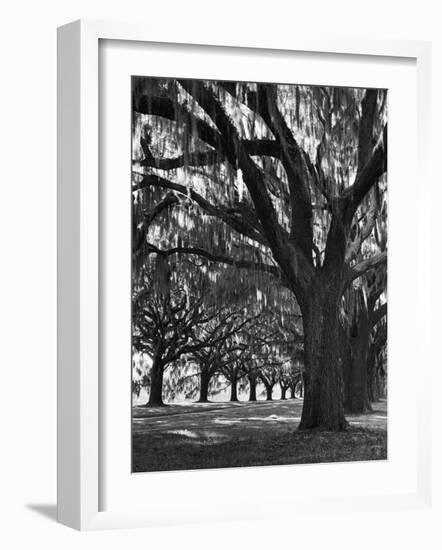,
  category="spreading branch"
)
[178,79,310,289]
[133,192,179,255]
[134,174,267,246]
[372,302,387,327]
[344,124,387,215]
[256,84,314,261]
[347,251,387,284]
[146,242,283,279]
